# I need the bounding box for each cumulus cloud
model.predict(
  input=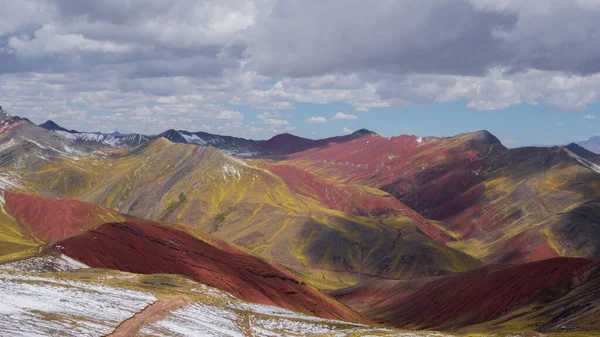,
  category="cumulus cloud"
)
[304,116,328,124]
[1,0,600,136]
[256,111,290,125]
[584,114,597,119]
[331,112,358,120]
[342,127,354,134]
